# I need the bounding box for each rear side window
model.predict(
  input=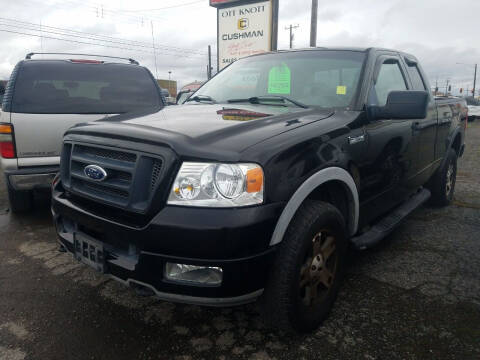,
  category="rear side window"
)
[406,63,426,90]
[373,61,407,106]
[12,62,161,114]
